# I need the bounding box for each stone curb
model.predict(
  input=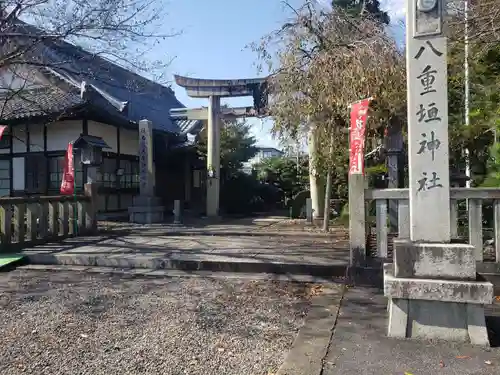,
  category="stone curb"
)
[26,252,348,278]
[18,264,343,283]
[276,285,346,375]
